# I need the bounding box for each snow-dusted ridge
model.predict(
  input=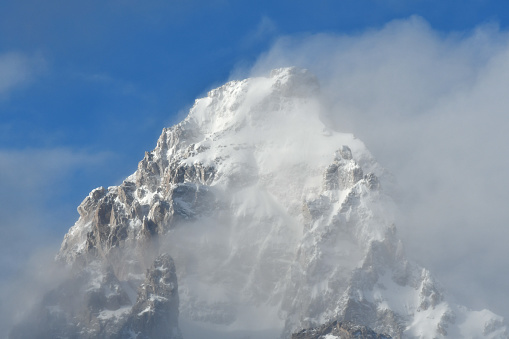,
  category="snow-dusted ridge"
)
[19,67,508,339]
